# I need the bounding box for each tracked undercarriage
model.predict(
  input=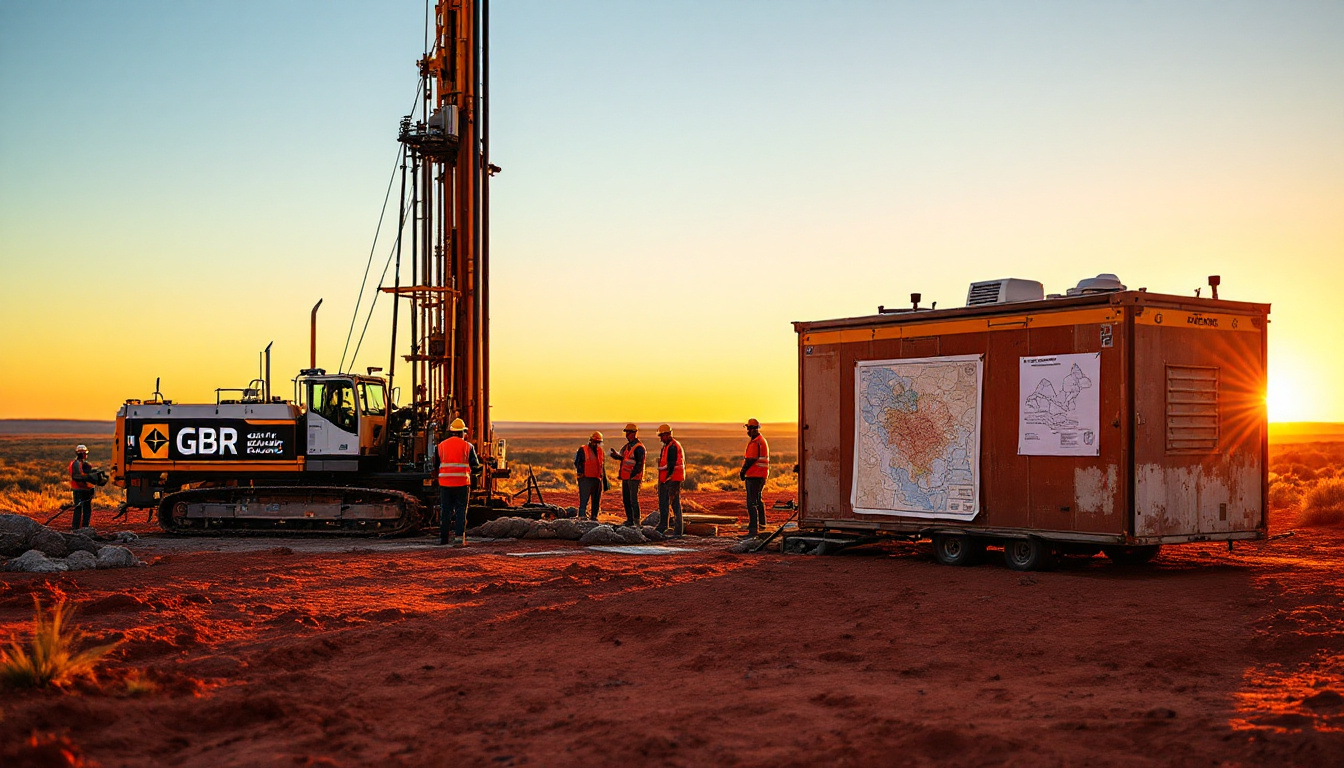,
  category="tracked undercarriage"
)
[157,486,424,536]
